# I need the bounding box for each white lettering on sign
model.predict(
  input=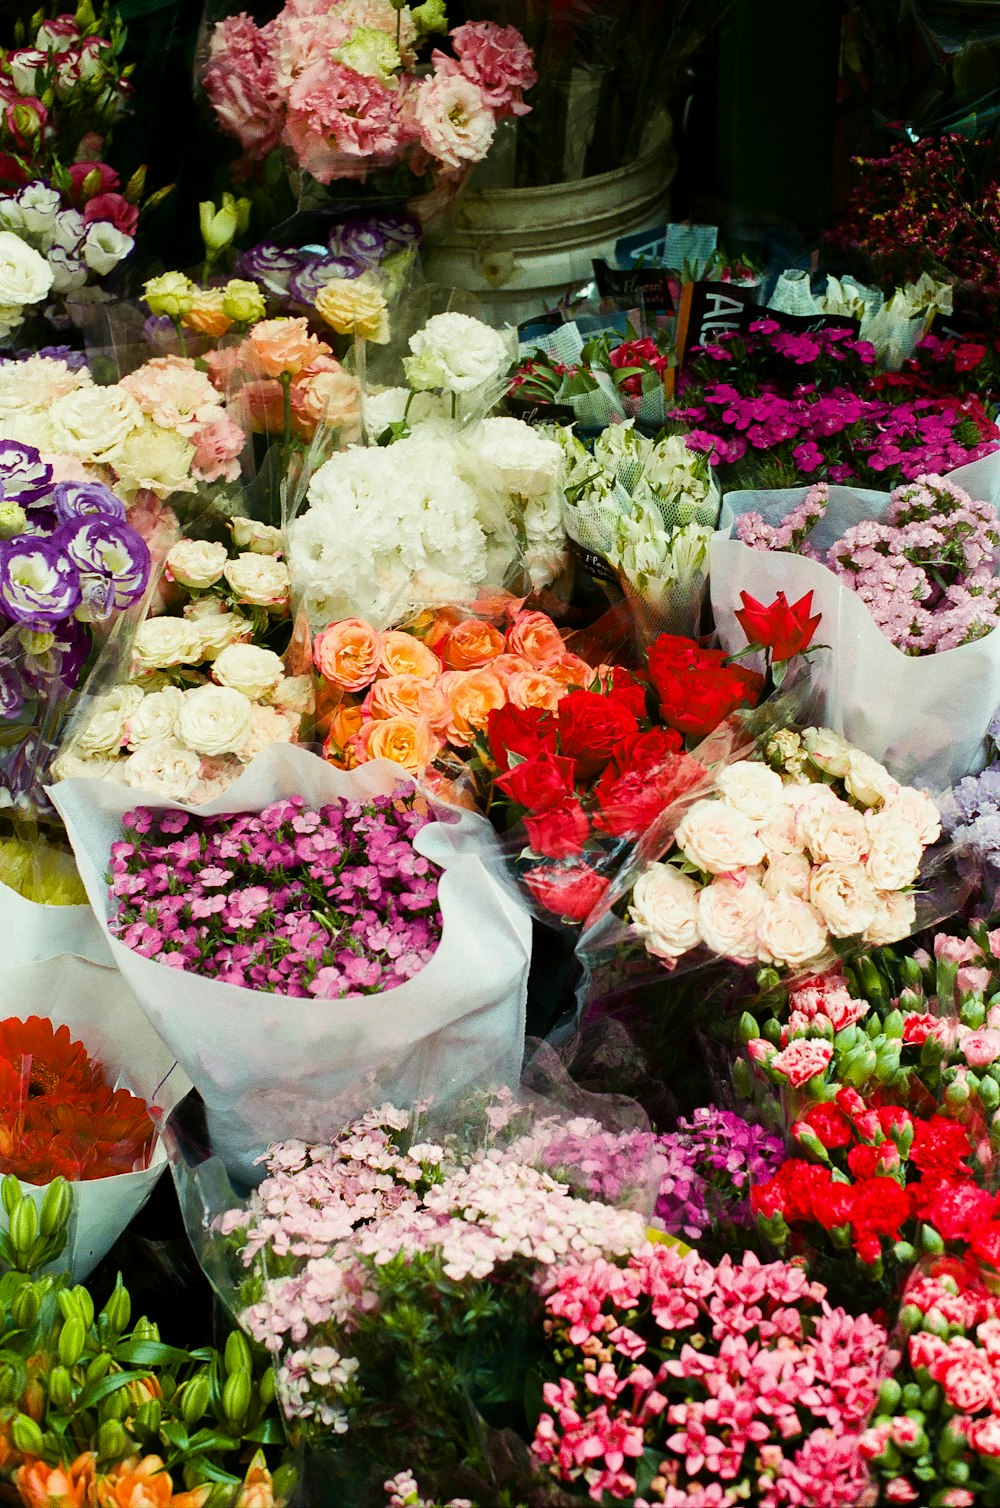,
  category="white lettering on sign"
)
[699,291,746,339]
